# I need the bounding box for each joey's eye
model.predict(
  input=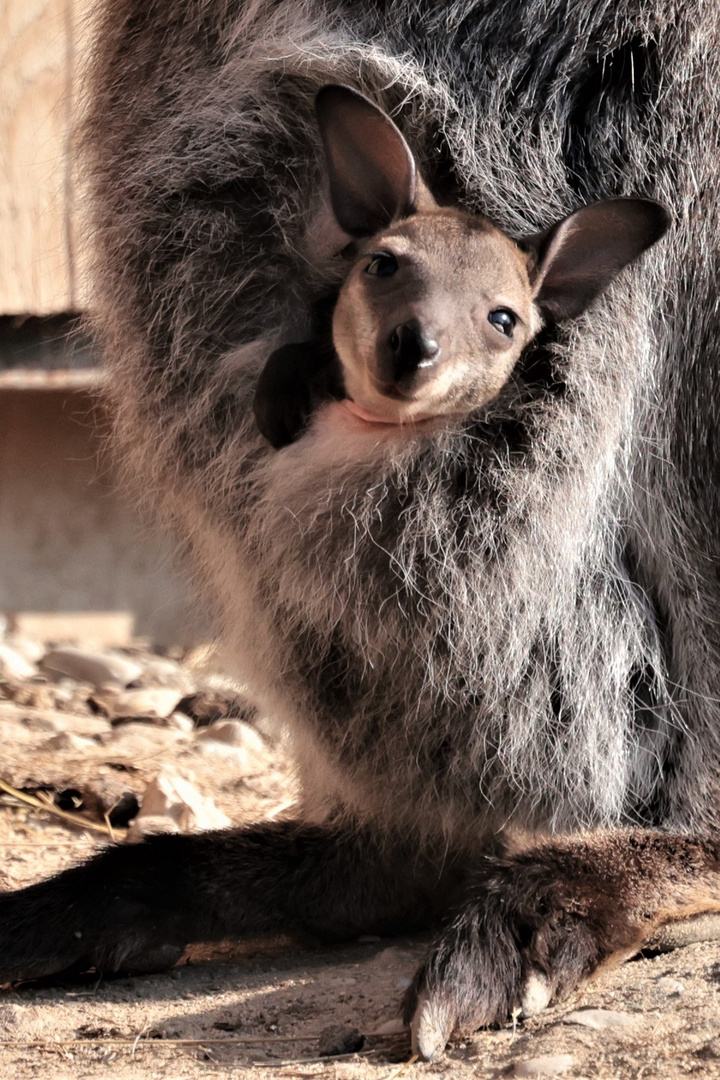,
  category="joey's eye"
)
[366,253,399,277]
[488,308,516,336]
